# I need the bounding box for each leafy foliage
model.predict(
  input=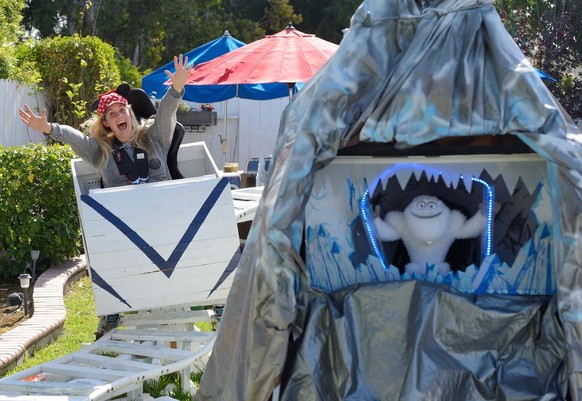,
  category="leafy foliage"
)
[0,45,15,79]
[115,49,144,88]
[93,0,300,69]
[21,0,81,37]
[21,0,310,71]
[497,0,582,119]
[18,34,121,127]
[292,0,360,43]
[262,0,303,32]
[22,0,232,69]
[0,0,25,79]
[0,0,24,42]
[0,144,81,280]
[143,370,205,401]
[11,40,42,86]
